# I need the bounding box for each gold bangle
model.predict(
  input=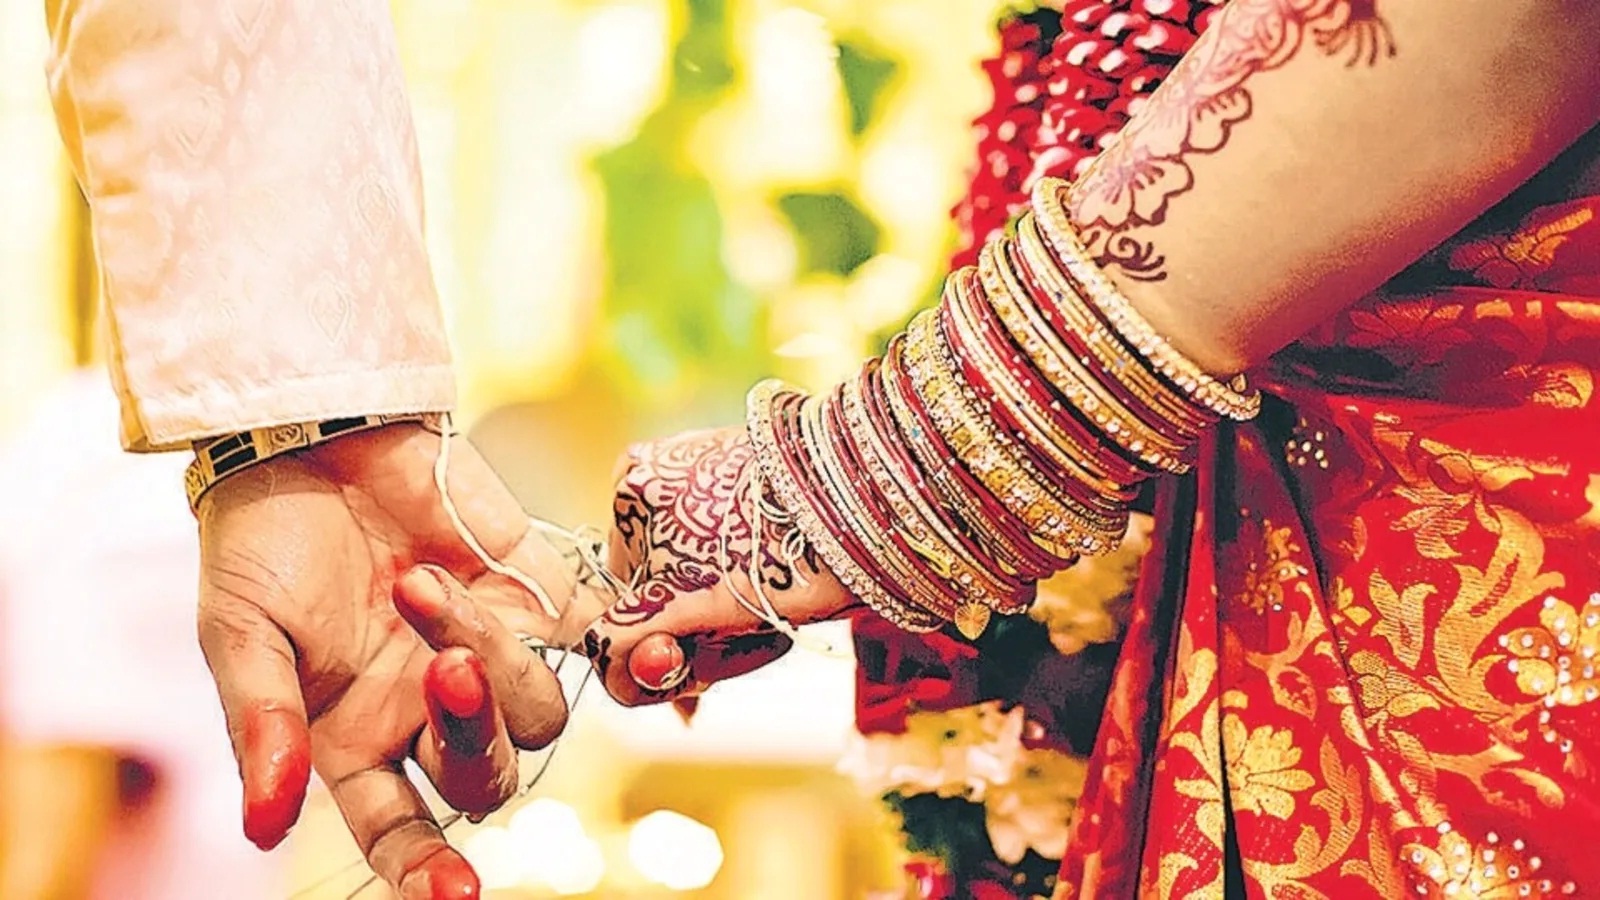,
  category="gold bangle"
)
[185,412,445,513]
[880,338,1048,579]
[839,367,1022,608]
[746,380,944,632]
[945,268,1133,510]
[980,239,1191,473]
[800,391,956,620]
[905,311,1121,559]
[1031,175,1261,422]
[1014,213,1212,436]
